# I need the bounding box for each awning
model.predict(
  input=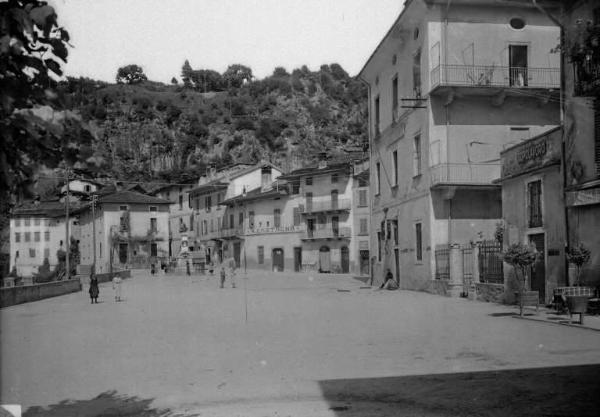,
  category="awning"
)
[567,187,600,206]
